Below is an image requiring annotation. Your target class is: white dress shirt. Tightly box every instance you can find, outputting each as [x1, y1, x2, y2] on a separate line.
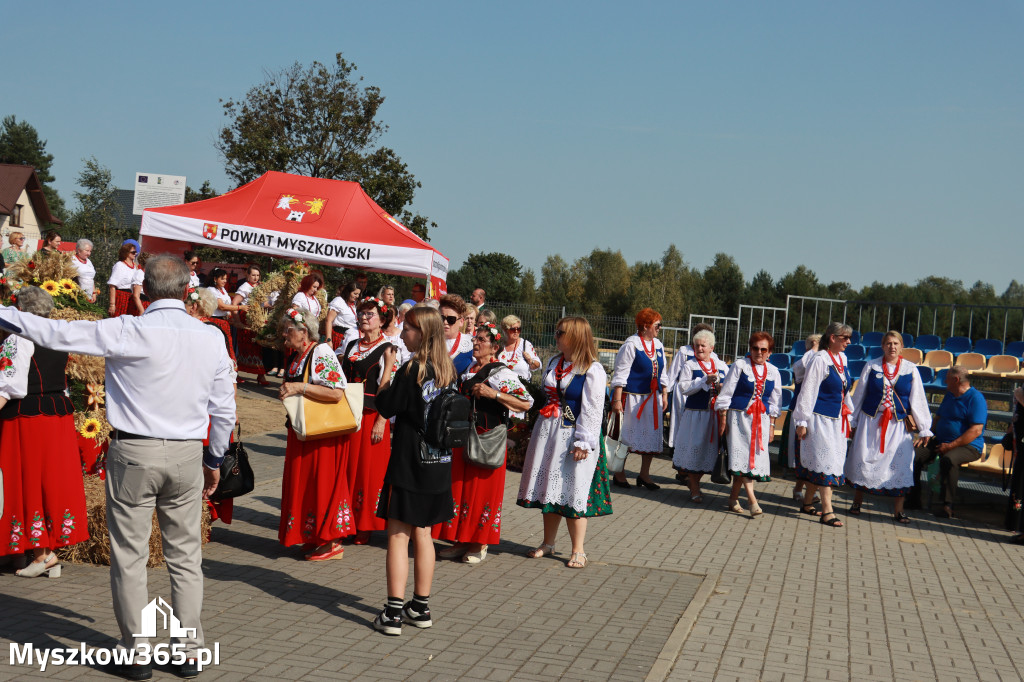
[0, 299, 236, 468]
[0, 335, 34, 400]
[71, 256, 96, 299]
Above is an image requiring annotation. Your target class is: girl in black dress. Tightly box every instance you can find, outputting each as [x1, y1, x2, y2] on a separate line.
[372, 306, 457, 635]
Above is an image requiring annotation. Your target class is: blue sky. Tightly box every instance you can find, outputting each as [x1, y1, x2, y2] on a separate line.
[4, 1, 1021, 292]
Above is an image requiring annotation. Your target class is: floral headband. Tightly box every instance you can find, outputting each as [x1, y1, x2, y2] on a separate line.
[185, 287, 200, 304]
[360, 296, 389, 314]
[286, 308, 306, 325]
[478, 322, 501, 342]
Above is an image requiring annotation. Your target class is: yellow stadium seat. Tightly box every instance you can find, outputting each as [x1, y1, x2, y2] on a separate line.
[900, 348, 924, 364]
[924, 350, 954, 370]
[985, 355, 1020, 376]
[774, 411, 787, 438]
[968, 444, 1013, 475]
[954, 352, 986, 372]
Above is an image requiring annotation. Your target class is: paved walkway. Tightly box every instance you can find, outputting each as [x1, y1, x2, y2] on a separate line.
[2, 426, 1023, 681]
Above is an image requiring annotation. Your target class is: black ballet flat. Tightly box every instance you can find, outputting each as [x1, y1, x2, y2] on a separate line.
[636, 477, 661, 491]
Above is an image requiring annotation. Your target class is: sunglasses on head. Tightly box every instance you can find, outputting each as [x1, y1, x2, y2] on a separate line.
[441, 315, 459, 325]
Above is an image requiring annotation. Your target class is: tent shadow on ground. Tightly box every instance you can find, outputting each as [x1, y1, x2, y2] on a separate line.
[202, 558, 376, 624]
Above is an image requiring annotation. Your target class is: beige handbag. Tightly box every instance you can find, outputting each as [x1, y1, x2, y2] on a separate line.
[283, 346, 364, 441]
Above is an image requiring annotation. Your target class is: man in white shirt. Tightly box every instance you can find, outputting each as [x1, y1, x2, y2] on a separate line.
[0, 255, 235, 680]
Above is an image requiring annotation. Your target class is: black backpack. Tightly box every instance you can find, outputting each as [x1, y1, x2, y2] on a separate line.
[423, 386, 471, 449]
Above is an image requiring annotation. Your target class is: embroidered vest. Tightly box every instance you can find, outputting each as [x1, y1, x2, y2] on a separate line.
[684, 362, 723, 410]
[812, 364, 851, 419]
[0, 347, 74, 419]
[861, 370, 912, 420]
[624, 343, 664, 394]
[460, 363, 508, 430]
[729, 365, 775, 413]
[342, 340, 392, 412]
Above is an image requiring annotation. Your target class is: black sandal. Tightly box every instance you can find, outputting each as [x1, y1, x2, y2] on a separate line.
[893, 512, 911, 524]
[849, 503, 862, 516]
[800, 504, 821, 517]
[820, 512, 844, 527]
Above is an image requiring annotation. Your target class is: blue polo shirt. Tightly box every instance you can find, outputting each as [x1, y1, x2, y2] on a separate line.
[934, 387, 987, 453]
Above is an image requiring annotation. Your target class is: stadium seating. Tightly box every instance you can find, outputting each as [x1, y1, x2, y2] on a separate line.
[953, 352, 986, 373]
[850, 331, 860, 344]
[790, 340, 805, 356]
[769, 353, 791, 369]
[862, 331, 883, 346]
[777, 369, 793, 386]
[924, 350, 954, 370]
[1006, 341, 1024, 359]
[848, 360, 866, 378]
[973, 339, 1003, 358]
[845, 345, 865, 360]
[901, 333, 914, 347]
[967, 443, 1013, 476]
[930, 369, 949, 387]
[917, 366, 934, 384]
[779, 388, 794, 411]
[982, 355, 1020, 377]
[865, 346, 882, 360]
[900, 347, 924, 364]
[944, 336, 972, 355]
[915, 335, 941, 352]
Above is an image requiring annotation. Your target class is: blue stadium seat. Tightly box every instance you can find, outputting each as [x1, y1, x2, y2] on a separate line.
[845, 345, 865, 360]
[777, 369, 793, 386]
[1007, 341, 1024, 359]
[790, 340, 805, 356]
[973, 339, 1003, 358]
[865, 346, 882, 359]
[779, 388, 795, 411]
[850, 331, 861, 344]
[769, 353, 791, 369]
[917, 366, 934, 384]
[915, 335, 941, 352]
[862, 331, 883, 346]
[848, 360, 867, 378]
[902, 333, 914, 347]
[931, 368, 948, 387]
[944, 336, 972, 355]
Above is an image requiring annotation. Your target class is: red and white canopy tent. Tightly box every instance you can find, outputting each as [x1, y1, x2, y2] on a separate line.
[139, 170, 449, 296]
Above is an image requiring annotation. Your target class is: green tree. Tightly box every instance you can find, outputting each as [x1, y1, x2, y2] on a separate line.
[64, 158, 131, 302]
[744, 269, 780, 307]
[702, 253, 744, 316]
[448, 252, 523, 302]
[519, 269, 538, 305]
[578, 249, 630, 316]
[185, 181, 218, 203]
[0, 115, 66, 219]
[538, 254, 574, 308]
[216, 52, 435, 240]
[776, 265, 826, 299]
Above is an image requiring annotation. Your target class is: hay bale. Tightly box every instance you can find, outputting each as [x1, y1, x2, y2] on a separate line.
[56, 475, 212, 568]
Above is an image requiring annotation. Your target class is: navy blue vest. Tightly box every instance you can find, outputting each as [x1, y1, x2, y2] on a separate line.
[452, 349, 474, 375]
[624, 340, 664, 394]
[685, 361, 726, 410]
[560, 372, 588, 427]
[861, 368, 913, 419]
[729, 363, 775, 413]
[812, 361, 852, 419]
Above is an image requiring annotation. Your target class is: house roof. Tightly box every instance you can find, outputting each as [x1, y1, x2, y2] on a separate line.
[0, 163, 62, 225]
[112, 189, 142, 231]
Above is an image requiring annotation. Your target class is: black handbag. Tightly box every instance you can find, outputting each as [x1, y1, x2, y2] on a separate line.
[711, 438, 732, 485]
[210, 424, 255, 501]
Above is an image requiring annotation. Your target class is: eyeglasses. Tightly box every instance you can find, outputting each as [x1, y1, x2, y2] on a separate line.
[357, 311, 377, 318]
[751, 347, 770, 353]
[441, 315, 459, 326]
[653, 323, 662, 329]
[507, 327, 521, 333]
[838, 335, 852, 341]
[554, 329, 566, 338]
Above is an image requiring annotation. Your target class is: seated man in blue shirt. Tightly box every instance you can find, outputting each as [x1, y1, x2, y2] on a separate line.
[910, 366, 987, 517]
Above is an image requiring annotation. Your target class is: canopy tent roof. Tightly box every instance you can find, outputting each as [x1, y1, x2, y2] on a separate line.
[139, 171, 448, 283]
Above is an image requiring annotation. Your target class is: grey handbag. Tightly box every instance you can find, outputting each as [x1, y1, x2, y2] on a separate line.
[465, 411, 508, 469]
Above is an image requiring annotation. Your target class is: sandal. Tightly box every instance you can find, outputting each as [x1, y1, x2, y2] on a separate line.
[849, 503, 862, 516]
[689, 493, 704, 504]
[16, 553, 61, 578]
[305, 542, 344, 561]
[820, 512, 844, 528]
[800, 504, 821, 517]
[893, 512, 911, 524]
[567, 552, 588, 569]
[725, 500, 743, 514]
[526, 543, 555, 559]
[749, 505, 763, 518]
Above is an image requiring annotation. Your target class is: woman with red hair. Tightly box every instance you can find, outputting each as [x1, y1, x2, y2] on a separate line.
[716, 332, 783, 517]
[610, 308, 667, 489]
[290, 272, 325, 320]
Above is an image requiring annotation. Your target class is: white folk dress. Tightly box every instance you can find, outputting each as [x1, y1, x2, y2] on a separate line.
[786, 349, 818, 468]
[517, 358, 612, 518]
[208, 286, 232, 318]
[498, 338, 540, 382]
[845, 357, 933, 496]
[717, 358, 782, 481]
[71, 256, 95, 299]
[663, 346, 725, 449]
[611, 335, 666, 454]
[792, 351, 854, 487]
[671, 356, 728, 474]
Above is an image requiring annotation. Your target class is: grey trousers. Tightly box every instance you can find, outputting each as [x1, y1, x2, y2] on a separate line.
[105, 437, 205, 655]
[914, 444, 982, 505]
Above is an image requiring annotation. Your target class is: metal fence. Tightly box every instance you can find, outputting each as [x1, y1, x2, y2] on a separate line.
[737, 304, 788, 358]
[688, 314, 741, 363]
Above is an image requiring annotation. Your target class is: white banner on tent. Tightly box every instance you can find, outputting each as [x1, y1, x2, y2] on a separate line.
[141, 212, 448, 276]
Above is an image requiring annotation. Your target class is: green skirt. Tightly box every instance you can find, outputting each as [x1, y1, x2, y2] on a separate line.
[517, 433, 614, 519]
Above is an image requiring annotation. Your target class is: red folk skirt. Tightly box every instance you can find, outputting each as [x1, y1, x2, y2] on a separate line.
[1, 414, 89, 556]
[345, 410, 391, 533]
[110, 289, 141, 317]
[432, 438, 506, 545]
[330, 329, 345, 351]
[279, 428, 354, 547]
[236, 329, 265, 376]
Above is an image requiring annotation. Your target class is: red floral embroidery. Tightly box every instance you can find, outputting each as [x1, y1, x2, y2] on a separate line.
[327, 371, 340, 382]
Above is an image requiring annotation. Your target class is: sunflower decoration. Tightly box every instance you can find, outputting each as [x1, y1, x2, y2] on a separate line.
[86, 382, 105, 409]
[79, 417, 102, 439]
[41, 280, 60, 296]
[59, 278, 79, 296]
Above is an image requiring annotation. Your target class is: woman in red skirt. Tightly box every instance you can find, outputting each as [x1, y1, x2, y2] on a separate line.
[340, 296, 398, 544]
[276, 308, 353, 560]
[434, 322, 533, 564]
[231, 265, 269, 385]
[0, 286, 88, 577]
[106, 243, 140, 317]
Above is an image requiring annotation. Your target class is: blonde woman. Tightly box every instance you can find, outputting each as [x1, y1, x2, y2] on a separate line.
[498, 314, 541, 381]
[372, 307, 457, 635]
[518, 317, 612, 569]
[2, 231, 29, 270]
